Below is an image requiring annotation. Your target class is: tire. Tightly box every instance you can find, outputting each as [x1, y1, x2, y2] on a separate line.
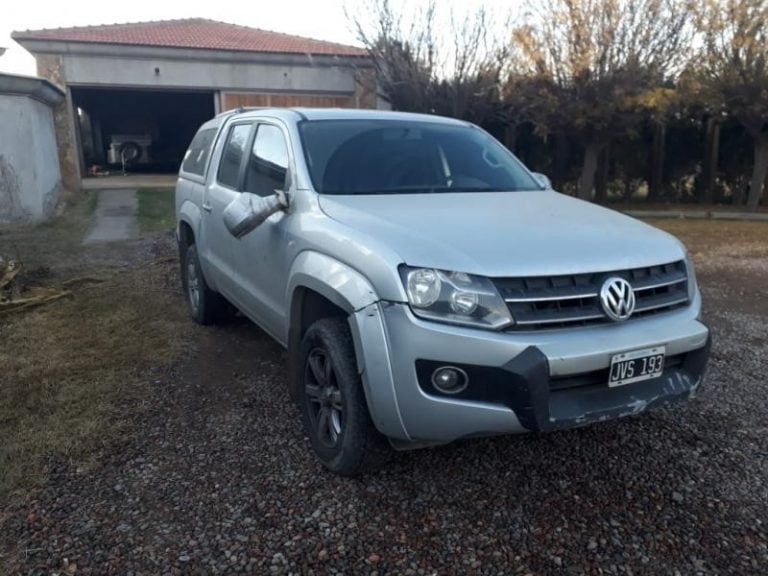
[181, 243, 225, 325]
[298, 317, 386, 476]
[118, 141, 142, 162]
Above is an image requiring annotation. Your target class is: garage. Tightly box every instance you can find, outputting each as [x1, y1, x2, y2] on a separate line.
[72, 87, 215, 174]
[12, 18, 379, 190]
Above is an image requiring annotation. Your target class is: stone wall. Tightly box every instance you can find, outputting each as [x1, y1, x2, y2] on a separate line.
[36, 55, 81, 194]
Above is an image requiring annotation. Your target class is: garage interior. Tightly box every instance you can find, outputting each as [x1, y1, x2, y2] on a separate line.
[72, 87, 215, 175]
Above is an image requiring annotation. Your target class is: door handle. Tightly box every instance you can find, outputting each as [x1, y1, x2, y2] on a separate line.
[202, 202, 213, 213]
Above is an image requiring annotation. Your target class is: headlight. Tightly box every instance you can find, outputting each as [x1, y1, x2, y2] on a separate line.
[400, 266, 513, 330]
[406, 268, 442, 307]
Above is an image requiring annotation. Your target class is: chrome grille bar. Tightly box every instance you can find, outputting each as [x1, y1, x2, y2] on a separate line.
[504, 291, 598, 303]
[632, 274, 687, 292]
[514, 312, 606, 326]
[634, 295, 689, 313]
[495, 260, 690, 331]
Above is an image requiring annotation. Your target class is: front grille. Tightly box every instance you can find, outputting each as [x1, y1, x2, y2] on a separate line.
[494, 260, 689, 330]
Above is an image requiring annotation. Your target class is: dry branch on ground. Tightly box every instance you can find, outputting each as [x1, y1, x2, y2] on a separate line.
[0, 258, 74, 316]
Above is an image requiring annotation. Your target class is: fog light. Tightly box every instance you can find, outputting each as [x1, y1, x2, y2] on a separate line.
[431, 366, 469, 394]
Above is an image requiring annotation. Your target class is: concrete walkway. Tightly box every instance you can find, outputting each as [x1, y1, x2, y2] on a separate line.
[83, 189, 138, 244]
[81, 174, 176, 190]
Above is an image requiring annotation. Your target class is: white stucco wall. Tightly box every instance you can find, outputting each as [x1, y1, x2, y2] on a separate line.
[0, 94, 61, 222]
[27, 42, 364, 95]
[63, 53, 357, 93]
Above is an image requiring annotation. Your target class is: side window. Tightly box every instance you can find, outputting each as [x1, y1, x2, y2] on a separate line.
[244, 124, 290, 197]
[217, 123, 252, 189]
[181, 128, 216, 176]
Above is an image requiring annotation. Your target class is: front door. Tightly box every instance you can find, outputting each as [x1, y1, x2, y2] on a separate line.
[200, 121, 254, 298]
[229, 121, 294, 341]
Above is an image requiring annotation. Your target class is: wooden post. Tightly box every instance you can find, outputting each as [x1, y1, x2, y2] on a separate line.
[701, 117, 720, 204]
[648, 122, 666, 202]
[504, 123, 517, 153]
[594, 144, 610, 203]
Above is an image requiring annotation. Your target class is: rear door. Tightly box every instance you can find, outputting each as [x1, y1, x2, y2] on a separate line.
[229, 121, 295, 340]
[200, 120, 254, 296]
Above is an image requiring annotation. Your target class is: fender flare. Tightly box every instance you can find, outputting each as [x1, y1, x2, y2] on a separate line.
[286, 251, 409, 440]
[285, 251, 379, 374]
[287, 250, 378, 316]
[177, 200, 202, 245]
[177, 201, 220, 290]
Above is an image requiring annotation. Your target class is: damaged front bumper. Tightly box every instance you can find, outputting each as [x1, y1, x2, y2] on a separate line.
[351, 300, 710, 443]
[414, 339, 710, 433]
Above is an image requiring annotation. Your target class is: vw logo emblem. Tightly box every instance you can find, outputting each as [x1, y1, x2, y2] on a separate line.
[600, 277, 636, 321]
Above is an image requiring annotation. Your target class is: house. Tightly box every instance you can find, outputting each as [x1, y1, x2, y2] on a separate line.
[12, 19, 379, 191]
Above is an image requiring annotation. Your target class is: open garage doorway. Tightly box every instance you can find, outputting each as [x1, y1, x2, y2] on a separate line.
[71, 87, 215, 177]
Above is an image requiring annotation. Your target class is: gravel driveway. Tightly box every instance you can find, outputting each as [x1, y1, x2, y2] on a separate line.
[1, 232, 767, 575]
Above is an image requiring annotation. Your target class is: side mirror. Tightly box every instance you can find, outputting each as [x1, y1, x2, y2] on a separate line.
[222, 190, 288, 239]
[531, 172, 552, 189]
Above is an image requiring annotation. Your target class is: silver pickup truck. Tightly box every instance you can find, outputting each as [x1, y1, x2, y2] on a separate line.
[175, 108, 710, 475]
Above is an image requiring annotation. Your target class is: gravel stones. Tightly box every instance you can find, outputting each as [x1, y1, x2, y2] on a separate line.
[1, 234, 767, 575]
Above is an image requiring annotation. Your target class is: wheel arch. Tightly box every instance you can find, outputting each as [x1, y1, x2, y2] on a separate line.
[178, 220, 195, 248]
[177, 200, 222, 294]
[176, 200, 202, 247]
[285, 252, 408, 440]
[285, 251, 378, 398]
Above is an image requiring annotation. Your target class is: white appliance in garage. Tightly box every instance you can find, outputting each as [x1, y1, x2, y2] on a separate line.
[107, 134, 153, 165]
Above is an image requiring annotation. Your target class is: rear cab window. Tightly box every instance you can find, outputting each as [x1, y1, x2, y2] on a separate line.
[181, 127, 217, 178]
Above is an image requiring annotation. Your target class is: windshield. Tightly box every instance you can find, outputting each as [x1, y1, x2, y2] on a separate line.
[298, 119, 542, 195]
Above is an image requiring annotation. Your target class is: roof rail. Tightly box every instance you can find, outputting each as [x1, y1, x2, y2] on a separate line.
[288, 107, 308, 121]
[214, 106, 265, 118]
[214, 106, 309, 120]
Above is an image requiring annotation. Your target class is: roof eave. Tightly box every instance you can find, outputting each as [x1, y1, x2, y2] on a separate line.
[12, 36, 369, 63]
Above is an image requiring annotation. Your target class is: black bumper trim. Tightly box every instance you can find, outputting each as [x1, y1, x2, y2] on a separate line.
[415, 334, 711, 431]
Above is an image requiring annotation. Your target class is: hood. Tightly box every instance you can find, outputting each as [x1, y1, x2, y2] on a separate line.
[318, 191, 685, 277]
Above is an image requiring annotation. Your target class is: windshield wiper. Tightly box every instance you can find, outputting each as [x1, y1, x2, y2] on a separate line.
[327, 186, 512, 195]
[430, 186, 510, 193]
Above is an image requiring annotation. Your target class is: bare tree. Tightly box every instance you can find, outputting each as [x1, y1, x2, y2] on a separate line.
[694, 0, 768, 210]
[442, 6, 506, 123]
[348, 0, 436, 113]
[505, 0, 693, 200]
[348, 0, 505, 124]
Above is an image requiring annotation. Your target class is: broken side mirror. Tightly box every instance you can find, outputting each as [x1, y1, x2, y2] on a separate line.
[222, 189, 289, 239]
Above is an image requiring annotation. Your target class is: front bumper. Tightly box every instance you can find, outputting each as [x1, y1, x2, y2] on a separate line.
[351, 297, 710, 443]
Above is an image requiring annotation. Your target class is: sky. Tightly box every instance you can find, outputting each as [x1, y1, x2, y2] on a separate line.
[0, 0, 514, 76]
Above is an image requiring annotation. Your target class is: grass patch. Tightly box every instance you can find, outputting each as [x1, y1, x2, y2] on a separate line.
[0, 261, 187, 503]
[0, 192, 188, 504]
[137, 187, 176, 233]
[0, 191, 98, 268]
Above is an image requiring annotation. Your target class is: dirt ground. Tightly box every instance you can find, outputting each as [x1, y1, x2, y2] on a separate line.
[0, 212, 766, 575]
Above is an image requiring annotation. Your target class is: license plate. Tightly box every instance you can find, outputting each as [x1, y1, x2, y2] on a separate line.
[608, 346, 666, 387]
